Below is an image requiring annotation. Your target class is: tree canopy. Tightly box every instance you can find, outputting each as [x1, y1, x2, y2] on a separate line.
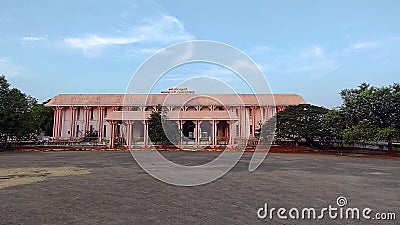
[258, 83, 400, 150]
[148, 105, 180, 146]
[332, 83, 400, 150]
[0, 75, 53, 145]
[266, 104, 331, 147]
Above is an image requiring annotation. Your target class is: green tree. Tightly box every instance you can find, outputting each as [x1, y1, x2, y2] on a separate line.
[257, 115, 276, 145]
[340, 122, 377, 145]
[262, 104, 331, 147]
[31, 99, 54, 136]
[0, 75, 11, 141]
[0, 75, 38, 144]
[148, 105, 180, 147]
[336, 83, 400, 150]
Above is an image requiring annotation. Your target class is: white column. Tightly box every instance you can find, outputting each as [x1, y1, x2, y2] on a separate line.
[194, 120, 198, 147]
[83, 106, 91, 134]
[126, 121, 133, 149]
[143, 121, 148, 148]
[70, 106, 77, 139]
[52, 107, 58, 139]
[110, 121, 117, 148]
[98, 106, 105, 141]
[54, 106, 64, 139]
[229, 120, 234, 147]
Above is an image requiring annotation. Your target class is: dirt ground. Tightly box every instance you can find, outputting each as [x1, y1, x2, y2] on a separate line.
[0, 151, 399, 224]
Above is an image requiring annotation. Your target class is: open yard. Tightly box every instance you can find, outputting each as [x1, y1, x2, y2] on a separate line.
[0, 151, 399, 224]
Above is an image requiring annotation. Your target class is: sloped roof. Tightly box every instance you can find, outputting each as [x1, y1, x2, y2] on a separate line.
[45, 93, 306, 107]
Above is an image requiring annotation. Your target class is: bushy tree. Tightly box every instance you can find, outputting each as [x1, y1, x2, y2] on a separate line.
[333, 83, 400, 150]
[31, 99, 54, 136]
[257, 115, 276, 145]
[259, 104, 331, 147]
[0, 75, 39, 144]
[0, 76, 55, 144]
[148, 105, 180, 146]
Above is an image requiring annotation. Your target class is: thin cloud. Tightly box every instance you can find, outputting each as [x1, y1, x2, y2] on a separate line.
[65, 35, 141, 51]
[286, 59, 339, 74]
[64, 15, 194, 54]
[350, 41, 380, 50]
[139, 48, 160, 55]
[248, 46, 272, 55]
[21, 36, 46, 43]
[259, 45, 339, 79]
[301, 46, 323, 58]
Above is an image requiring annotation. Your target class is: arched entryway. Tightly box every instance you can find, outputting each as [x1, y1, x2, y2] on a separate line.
[199, 121, 212, 145]
[217, 121, 229, 145]
[182, 121, 195, 139]
[182, 121, 195, 145]
[181, 121, 196, 145]
[132, 121, 144, 145]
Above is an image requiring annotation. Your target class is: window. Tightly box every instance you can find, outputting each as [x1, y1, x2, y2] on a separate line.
[249, 108, 252, 118]
[90, 125, 93, 132]
[250, 125, 253, 135]
[103, 125, 107, 137]
[236, 125, 239, 137]
[117, 124, 121, 137]
[104, 108, 107, 117]
[263, 108, 266, 119]
[76, 125, 80, 137]
[77, 107, 81, 120]
[90, 108, 94, 120]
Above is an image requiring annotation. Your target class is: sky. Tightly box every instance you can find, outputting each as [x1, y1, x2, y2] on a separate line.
[0, 0, 399, 108]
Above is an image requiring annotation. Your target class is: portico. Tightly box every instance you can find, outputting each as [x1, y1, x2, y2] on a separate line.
[104, 110, 239, 148]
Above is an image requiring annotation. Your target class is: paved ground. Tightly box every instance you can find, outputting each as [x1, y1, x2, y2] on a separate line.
[0, 151, 399, 224]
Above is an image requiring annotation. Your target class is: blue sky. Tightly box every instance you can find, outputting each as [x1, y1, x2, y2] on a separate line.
[0, 0, 399, 108]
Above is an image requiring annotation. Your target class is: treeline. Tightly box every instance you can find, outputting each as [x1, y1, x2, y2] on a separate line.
[0, 75, 53, 145]
[259, 83, 400, 150]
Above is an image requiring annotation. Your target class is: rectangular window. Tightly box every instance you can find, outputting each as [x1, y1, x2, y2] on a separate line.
[117, 124, 121, 137]
[263, 108, 266, 119]
[236, 125, 239, 137]
[76, 125, 80, 137]
[77, 108, 81, 120]
[103, 125, 107, 137]
[104, 108, 107, 117]
[90, 125, 93, 132]
[90, 108, 94, 120]
[250, 125, 253, 135]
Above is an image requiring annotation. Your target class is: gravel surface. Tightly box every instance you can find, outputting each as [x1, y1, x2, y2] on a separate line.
[0, 151, 399, 224]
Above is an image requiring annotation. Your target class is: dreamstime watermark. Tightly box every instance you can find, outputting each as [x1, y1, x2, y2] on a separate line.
[257, 196, 397, 221]
[124, 40, 275, 186]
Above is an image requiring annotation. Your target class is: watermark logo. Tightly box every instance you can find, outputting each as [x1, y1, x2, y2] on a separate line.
[123, 40, 275, 186]
[336, 196, 347, 207]
[257, 196, 397, 221]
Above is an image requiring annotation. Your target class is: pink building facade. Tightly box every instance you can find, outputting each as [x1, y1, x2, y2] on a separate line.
[45, 94, 306, 148]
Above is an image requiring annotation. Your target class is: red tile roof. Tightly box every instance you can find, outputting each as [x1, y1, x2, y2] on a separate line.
[45, 94, 306, 107]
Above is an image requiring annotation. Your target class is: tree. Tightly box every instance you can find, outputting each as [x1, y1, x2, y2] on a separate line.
[340, 122, 377, 145]
[261, 104, 331, 147]
[148, 105, 180, 147]
[336, 83, 400, 150]
[31, 99, 54, 136]
[0, 75, 39, 144]
[257, 115, 276, 146]
[0, 75, 11, 142]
